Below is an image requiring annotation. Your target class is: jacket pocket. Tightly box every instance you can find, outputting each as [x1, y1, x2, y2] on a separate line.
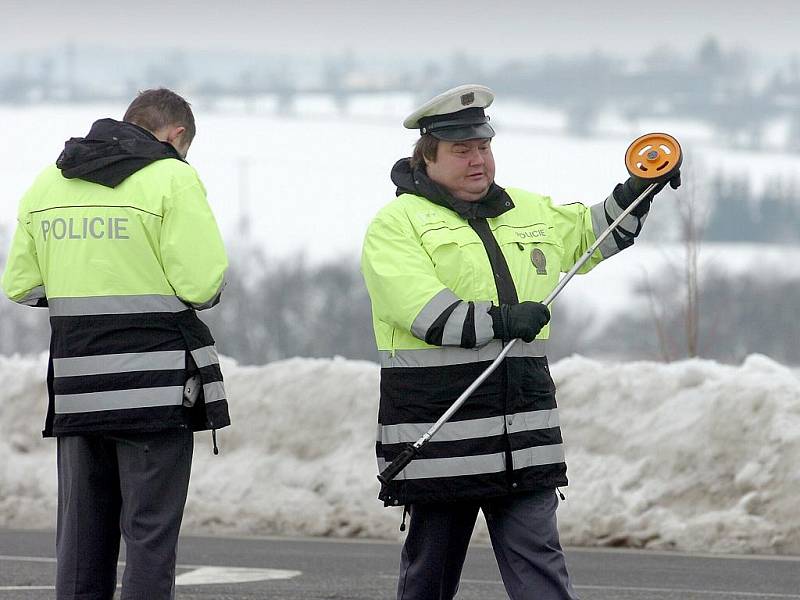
[173, 310, 231, 431]
[419, 224, 484, 296]
[496, 233, 563, 303]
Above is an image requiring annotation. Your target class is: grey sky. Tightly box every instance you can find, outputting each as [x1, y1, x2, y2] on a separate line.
[2, 0, 798, 60]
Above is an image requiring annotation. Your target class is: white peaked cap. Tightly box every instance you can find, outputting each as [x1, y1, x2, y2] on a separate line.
[403, 84, 496, 140]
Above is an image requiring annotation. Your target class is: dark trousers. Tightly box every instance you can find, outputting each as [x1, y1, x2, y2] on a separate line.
[56, 429, 193, 600]
[397, 489, 579, 600]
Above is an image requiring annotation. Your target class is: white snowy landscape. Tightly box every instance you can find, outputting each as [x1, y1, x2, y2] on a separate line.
[1, 352, 798, 555]
[4, 99, 800, 328]
[1, 99, 799, 556]
[3, 96, 800, 263]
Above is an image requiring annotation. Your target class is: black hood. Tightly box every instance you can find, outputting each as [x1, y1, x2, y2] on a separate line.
[56, 118, 183, 188]
[390, 158, 514, 220]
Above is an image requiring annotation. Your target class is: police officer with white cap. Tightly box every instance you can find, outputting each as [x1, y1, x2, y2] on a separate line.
[361, 84, 679, 600]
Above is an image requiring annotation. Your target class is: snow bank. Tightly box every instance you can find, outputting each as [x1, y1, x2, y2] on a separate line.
[1, 352, 798, 555]
[555, 355, 800, 555]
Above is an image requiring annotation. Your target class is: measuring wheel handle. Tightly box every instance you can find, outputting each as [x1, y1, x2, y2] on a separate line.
[378, 444, 419, 485]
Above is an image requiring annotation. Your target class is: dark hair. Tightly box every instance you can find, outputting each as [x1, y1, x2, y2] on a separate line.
[410, 134, 439, 171]
[123, 88, 196, 144]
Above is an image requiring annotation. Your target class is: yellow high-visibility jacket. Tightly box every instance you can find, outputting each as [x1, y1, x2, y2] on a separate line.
[361, 159, 644, 504]
[2, 122, 229, 436]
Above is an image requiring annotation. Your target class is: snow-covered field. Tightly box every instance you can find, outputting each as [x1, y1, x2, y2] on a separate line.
[2, 352, 798, 555]
[552, 241, 800, 334]
[4, 100, 800, 333]
[3, 98, 800, 262]
[4, 100, 800, 332]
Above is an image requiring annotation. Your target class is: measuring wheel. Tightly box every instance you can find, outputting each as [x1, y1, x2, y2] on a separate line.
[625, 132, 682, 182]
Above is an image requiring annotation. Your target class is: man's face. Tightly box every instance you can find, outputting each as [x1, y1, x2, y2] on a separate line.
[425, 138, 495, 202]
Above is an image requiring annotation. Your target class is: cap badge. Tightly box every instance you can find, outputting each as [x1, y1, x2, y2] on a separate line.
[460, 92, 475, 106]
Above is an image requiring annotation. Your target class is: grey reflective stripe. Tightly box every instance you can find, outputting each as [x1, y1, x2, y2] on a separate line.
[411, 288, 460, 340]
[188, 274, 227, 311]
[507, 409, 560, 433]
[53, 350, 185, 377]
[48, 295, 188, 316]
[592, 194, 642, 258]
[203, 381, 226, 402]
[590, 199, 621, 259]
[55, 386, 183, 414]
[512, 443, 565, 470]
[381, 415, 505, 445]
[441, 301, 469, 345]
[191, 345, 220, 369]
[474, 301, 494, 347]
[377, 443, 565, 480]
[17, 285, 46, 306]
[604, 193, 641, 233]
[377, 452, 506, 480]
[380, 409, 559, 445]
[379, 339, 546, 368]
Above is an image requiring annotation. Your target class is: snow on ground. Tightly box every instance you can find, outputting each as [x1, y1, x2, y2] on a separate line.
[555, 355, 800, 555]
[1, 352, 798, 555]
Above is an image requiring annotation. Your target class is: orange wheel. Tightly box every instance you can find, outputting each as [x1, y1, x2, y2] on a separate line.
[625, 133, 682, 181]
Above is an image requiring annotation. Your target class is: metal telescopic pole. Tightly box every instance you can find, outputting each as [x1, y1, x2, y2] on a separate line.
[377, 183, 658, 484]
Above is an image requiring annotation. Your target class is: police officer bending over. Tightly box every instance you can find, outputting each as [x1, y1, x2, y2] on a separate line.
[2, 88, 229, 599]
[361, 85, 680, 600]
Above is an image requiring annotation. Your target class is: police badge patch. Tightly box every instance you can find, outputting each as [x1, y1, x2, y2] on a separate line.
[531, 248, 547, 275]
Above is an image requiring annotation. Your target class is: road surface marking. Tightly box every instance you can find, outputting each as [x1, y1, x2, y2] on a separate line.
[175, 566, 300, 584]
[574, 585, 800, 599]
[378, 574, 800, 598]
[0, 555, 55, 563]
[0, 555, 300, 589]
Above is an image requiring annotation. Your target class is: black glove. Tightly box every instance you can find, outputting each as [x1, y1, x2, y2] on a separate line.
[489, 302, 550, 343]
[614, 170, 681, 217]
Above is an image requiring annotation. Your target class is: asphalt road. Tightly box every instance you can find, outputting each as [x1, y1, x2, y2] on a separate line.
[1, 529, 798, 599]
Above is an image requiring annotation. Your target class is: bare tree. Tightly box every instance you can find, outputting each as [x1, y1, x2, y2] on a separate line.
[640, 269, 676, 362]
[681, 171, 703, 357]
[642, 163, 710, 360]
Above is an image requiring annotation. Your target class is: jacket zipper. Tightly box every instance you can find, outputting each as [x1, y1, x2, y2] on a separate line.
[467, 217, 519, 487]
